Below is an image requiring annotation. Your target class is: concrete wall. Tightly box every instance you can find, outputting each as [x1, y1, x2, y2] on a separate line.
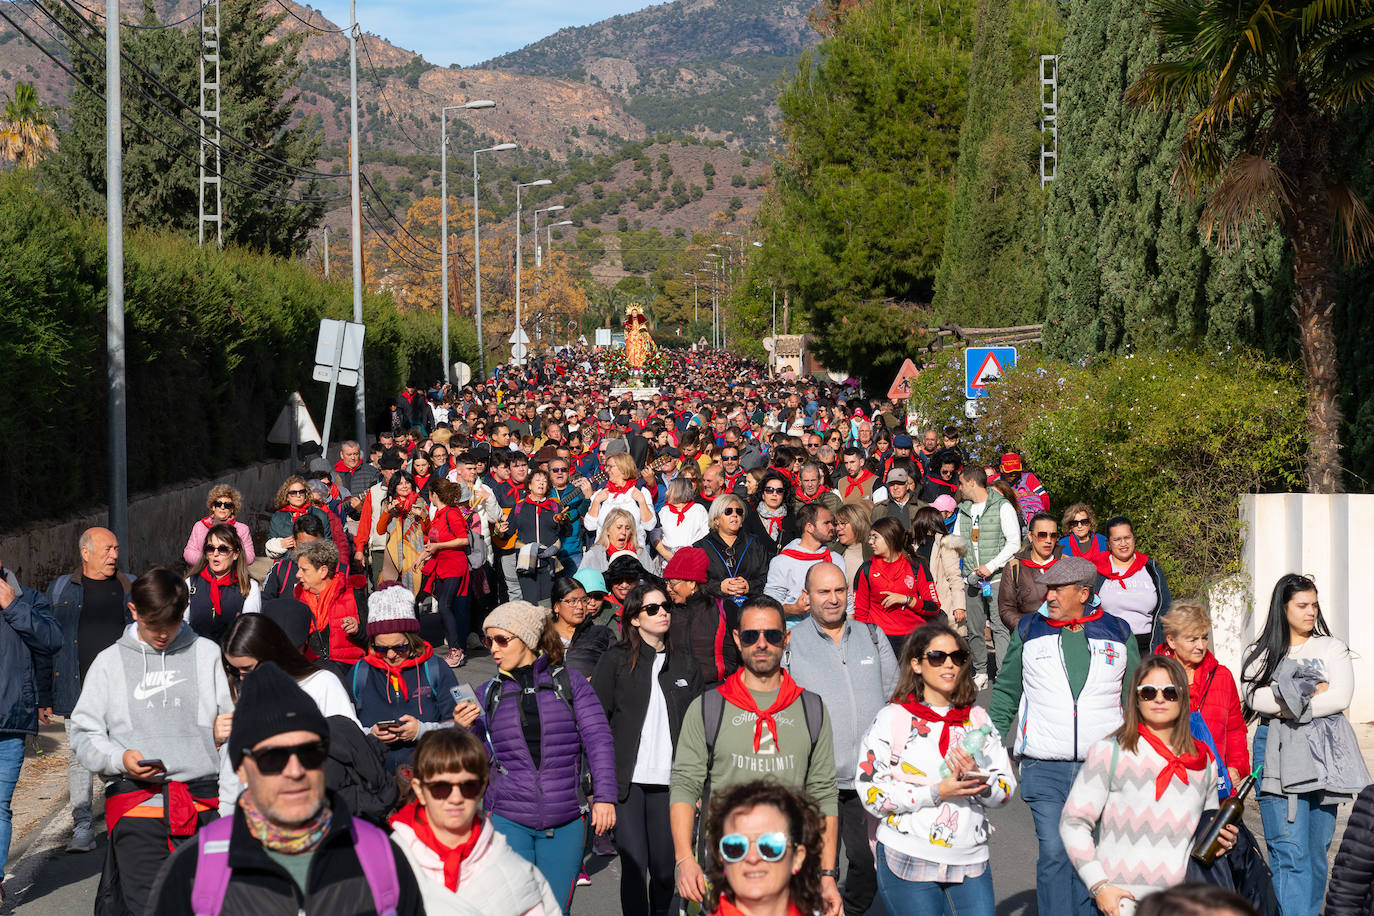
[0, 459, 293, 590]
[1215, 494, 1374, 722]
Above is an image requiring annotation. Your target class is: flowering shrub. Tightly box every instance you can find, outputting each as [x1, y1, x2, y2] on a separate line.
[907, 348, 1306, 596]
[600, 344, 668, 383]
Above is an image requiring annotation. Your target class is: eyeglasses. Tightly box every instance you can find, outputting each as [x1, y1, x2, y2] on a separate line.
[638, 602, 671, 617]
[550, 466, 569, 472]
[723, 454, 739, 461]
[212, 500, 235, 510]
[719, 831, 790, 863]
[483, 633, 517, 649]
[242, 740, 328, 775]
[739, 628, 784, 647]
[286, 489, 308, 497]
[722, 507, 744, 517]
[371, 641, 412, 657]
[205, 544, 235, 555]
[1136, 684, 1180, 702]
[1071, 518, 1090, 527]
[422, 777, 484, 801]
[1031, 530, 1060, 540]
[762, 486, 785, 495]
[923, 649, 970, 667]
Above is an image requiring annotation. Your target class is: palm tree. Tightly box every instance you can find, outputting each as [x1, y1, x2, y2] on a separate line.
[0, 82, 57, 168]
[1128, 0, 1374, 493]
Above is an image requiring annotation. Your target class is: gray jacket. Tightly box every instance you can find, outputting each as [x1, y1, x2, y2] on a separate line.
[785, 616, 898, 788]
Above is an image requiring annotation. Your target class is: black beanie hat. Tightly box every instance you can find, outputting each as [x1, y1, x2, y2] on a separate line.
[260, 598, 312, 650]
[228, 661, 329, 769]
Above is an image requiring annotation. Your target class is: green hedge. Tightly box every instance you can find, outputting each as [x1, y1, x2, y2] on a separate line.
[905, 348, 1307, 596]
[0, 172, 474, 531]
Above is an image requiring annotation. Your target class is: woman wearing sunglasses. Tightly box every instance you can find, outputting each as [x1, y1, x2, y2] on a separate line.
[697, 494, 772, 609]
[183, 524, 261, 643]
[183, 484, 255, 566]
[751, 470, 797, 550]
[266, 474, 333, 559]
[1058, 503, 1107, 560]
[1061, 656, 1230, 916]
[856, 624, 1014, 916]
[701, 780, 825, 916]
[349, 585, 464, 772]
[390, 728, 562, 915]
[591, 583, 704, 916]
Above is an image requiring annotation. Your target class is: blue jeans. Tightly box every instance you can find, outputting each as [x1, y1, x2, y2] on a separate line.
[875, 845, 995, 916]
[1019, 757, 1096, 916]
[0, 736, 25, 875]
[1252, 724, 1338, 916]
[492, 812, 586, 912]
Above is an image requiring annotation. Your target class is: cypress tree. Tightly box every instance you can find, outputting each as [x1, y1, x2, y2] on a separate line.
[933, 0, 1061, 328]
[1040, 0, 1289, 357]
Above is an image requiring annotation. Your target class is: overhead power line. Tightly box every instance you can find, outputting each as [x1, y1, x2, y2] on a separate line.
[61, 0, 218, 30]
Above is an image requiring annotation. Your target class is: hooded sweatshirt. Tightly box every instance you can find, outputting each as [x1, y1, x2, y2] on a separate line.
[69, 622, 231, 783]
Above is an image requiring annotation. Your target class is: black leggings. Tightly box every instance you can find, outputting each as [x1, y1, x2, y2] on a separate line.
[615, 783, 675, 916]
[431, 576, 471, 651]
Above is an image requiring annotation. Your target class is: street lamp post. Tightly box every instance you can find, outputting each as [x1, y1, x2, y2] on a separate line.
[705, 252, 723, 348]
[538, 218, 571, 348]
[514, 179, 552, 366]
[473, 142, 517, 381]
[440, 101, 495, 387]
[533, 205, 565, 268]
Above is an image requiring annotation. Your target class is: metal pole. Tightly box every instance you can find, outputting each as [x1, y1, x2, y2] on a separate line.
[533, 206, 541, 270]
[473, 151, 484, 381]
[105, 0, 128, 561]
[348, 0, 366, 445]
[323, 227, 329, 277]
[771, 285, 777, 376]
[318, 331, 347, 459]
[440, 108, 449, 386]
[515, 182, 523, 367]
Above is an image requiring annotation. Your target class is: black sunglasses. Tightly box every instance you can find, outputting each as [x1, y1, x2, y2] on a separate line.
[637, 602, 671, 617]
[739, 628, 784, 647]
[1137, 684, 1180, 702]
[286, 488, 308, 497]
[422, 777, 484, 801]
[371, 641, 412, 657]
[204, 544, 235, 555]
[722, 507, 744, 517]
[762, 487, 785, 495]
[923, 649, 970, 667]
[212, 500, 235, 509]
[242, 740, 328, 775]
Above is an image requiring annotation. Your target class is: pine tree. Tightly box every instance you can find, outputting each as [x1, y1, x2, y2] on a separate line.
[1039, 0, 1290, 357]
[932, 0, 1061, 328]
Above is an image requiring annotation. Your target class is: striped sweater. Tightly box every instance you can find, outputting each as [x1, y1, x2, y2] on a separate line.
[1059, 737, 1217, 898]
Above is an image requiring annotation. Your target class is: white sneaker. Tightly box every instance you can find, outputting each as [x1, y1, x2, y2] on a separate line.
[67, 825, 96, 853]
[973, 673, 989, 690]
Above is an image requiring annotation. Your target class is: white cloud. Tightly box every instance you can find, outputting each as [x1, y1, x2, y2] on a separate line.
[302, 0, 655, 67]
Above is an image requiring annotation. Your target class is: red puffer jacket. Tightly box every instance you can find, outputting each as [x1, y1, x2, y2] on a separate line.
[1156, 646, 1249, 775]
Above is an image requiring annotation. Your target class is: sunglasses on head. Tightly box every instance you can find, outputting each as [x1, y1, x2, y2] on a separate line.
[722, 507, 744, 517]
[242, 740, 328, 775]
[212, 500, 235, 509]
[923, 649, 970, 667]
[637, 602, 671, 617]
[739, 628, 784, 647]
[1137, 684, 1179, 702]
[719, 831, 790, 863]
[422, 777, 484, 801]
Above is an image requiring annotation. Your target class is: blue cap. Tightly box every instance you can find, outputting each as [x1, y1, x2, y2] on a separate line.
[573, 568, 608, 597]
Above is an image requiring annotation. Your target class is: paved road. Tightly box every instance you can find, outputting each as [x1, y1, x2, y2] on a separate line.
[4, 628, 1039, 916]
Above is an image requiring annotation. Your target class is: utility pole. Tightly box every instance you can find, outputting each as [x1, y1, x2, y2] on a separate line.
[197, 0, 222, 246]
[472, 142, 516, 381]
[514, 179, 551, 367]
[348, 0, 366, 445]
[106, 0, 128, 561]
[323, 227, 329, 277]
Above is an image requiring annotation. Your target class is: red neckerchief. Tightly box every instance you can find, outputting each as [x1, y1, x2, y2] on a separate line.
[334, 458, 356, 475]
[723, 471, 745, 491]
[764, 515, 785, 537]
[898, 696, 972, 756]
[282, 502, 311, 522]
[713, 897, 807, 916]
[1137, 724, 1210, 800]
[200, 514, 234, 529]
[1046, 606, 1103, 629]
[605, 478, 636, 496]
[924, 476, 957, 494]
[398, 491, 419, 514]
[795, 487, 829, 503]
[1021, 554, 1057, 571]
[666, 503, 693, 525]
[362, 642, 434, 701]
[1095, 552, 1149, 588]
[502, 481, 524, 503]
[716, 671, 805, 752]
[1067, 535, 1102, 558]
[607, 542, 634, 558]
[781, 545, 831, 563]
[413, 474, 431, 492]
[776, 467, 798, 486]
[523, 497, 556, 512]
[389, 803, 482, 892]
[295, 574, 346, 634]
[199, 567, 237, 616]
[842, 469, 875, 498]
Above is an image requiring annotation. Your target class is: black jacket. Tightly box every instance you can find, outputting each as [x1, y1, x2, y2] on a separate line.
[323, 716, 398, 827]
[563, 618, 616, 679]
[147, 794, 424, 916]
[696, 530, 773, 602]
[590, 644, 704, 802]
[1326, 783, 1374, 916]
[668, 592, 741, 687]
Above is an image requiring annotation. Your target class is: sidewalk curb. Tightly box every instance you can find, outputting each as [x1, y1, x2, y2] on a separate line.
[5, 785, 75, 910]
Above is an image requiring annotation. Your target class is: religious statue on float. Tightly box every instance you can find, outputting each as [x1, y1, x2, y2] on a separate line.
[623, 303, 655, 369]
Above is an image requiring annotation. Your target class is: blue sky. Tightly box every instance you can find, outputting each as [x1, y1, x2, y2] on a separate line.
[305, 0, 657, 67]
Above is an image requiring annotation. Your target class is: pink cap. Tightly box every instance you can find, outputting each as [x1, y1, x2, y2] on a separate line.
[931, 495, 957, 513]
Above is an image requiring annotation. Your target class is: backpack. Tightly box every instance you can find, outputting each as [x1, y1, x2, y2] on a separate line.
[699, 685, 825, 820]
[482, 665, 593, 810]
[189, 814, 399, 916]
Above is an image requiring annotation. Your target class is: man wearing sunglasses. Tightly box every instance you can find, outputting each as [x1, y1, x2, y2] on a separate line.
[149, 662, 425, 916]
[988, 556, 1139, 916]
[671, 597, 842, 916]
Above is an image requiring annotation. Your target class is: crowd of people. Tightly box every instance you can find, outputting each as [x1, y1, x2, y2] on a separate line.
[0, 344, 1369, 916]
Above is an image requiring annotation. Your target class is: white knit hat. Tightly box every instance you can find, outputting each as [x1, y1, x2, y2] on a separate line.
[367, 585, 419, 636]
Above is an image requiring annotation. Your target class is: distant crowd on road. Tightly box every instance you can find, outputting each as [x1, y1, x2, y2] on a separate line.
[0, 344, 1371, 916]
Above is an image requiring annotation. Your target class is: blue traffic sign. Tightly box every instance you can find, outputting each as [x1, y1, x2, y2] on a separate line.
[965, 346, 1017, 398]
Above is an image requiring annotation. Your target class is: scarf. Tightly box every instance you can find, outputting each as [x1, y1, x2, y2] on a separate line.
[1137, 724, 1209, 800]
[605, 478, 636, 496]
[523, 497, 556, 512]
[199, 567, 237, 616]
[281, 502, 311, 523]
[842, 469, 875, 499]
[716, 670, 804, 752]
[758, 503, 787, 538]
[898, 696, 972, 756]
[1020, 554, 1057, 571]
[666, 503, 693, 526]
[502, 481, 524, 503]
[606, 542, 635, 558]
[1067, 534, 1103, 558]
[334, 458, 357, 475]
[297, 573, 345, 634]
[780, 545, 831, 564]
[390, 803, 482, 892]
[398, 490, 420, 515]
[413, 473, 431, 493]
[1046, 606, 1103, 629]
[1095, 552, 1149, 589]
[200, 514, 234, 529]
[240, 792, 332, 855]
[795, 487, 830, 504]
[363, 642, 435, 702]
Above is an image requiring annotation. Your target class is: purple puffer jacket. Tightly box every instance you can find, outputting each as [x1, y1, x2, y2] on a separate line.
[482, 655, 618, 829]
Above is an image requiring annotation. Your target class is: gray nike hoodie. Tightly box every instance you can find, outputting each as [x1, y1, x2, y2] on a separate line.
[69, 622, 231, 783]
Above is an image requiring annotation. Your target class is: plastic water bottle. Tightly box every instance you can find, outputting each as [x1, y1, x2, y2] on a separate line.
[939, 723, 991, 777]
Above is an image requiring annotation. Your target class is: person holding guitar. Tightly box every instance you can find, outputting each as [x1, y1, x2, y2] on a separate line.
[510, 471, 564, 605]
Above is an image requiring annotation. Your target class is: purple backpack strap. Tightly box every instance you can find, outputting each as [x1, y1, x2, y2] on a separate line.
[190, 815, 236, 916]
[350, 819, 400, 916]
